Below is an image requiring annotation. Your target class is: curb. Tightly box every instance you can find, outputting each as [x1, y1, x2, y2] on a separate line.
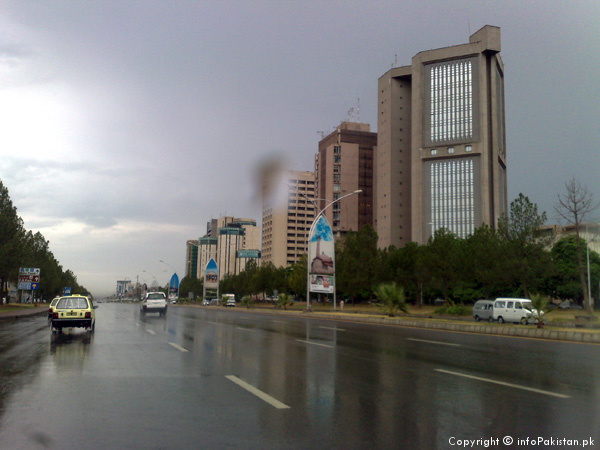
[0, 308, 48, 322]
[300, 312, 600, 344]
[196, 306, 600, 344]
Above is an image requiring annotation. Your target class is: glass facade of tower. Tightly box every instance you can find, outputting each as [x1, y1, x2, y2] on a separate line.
[430, 158, 475, 239]
[429, 58, 474, 143]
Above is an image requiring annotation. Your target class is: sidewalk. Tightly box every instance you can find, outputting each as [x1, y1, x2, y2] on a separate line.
[0, 304, 48, 321]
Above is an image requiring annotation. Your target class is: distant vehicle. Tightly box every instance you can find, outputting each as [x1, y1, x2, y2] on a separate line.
[210, 299, 220, 305]
[558, 300, 583, 310]
[48, 297, 61, 319]
[140, 292, 168, 316]
[223, 294, 236, 307]
[472, 300, 494, 322]
[202, 299, 210, 306]
[51, 295, 97, 333]
[492, 298, 543, 324]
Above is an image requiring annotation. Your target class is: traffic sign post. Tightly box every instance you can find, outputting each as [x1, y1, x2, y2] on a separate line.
[18, 268, 41, 303]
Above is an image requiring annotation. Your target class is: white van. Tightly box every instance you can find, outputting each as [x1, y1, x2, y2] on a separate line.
[492, 298, 542, 324]
[472, 300, 494, 322]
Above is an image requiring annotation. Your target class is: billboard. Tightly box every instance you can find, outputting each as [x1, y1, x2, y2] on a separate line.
[308, 215, 335, 293]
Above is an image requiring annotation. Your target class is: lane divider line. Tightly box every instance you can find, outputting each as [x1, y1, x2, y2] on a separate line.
[319, 326, 345, 332]
[169, 342, 188, 352]
[297, 339, 333, 348]
[226, 375, 290, 409]
[407, 338, 460, 347]
[146, 330, 156, 335]
[435, 368, 571, 398]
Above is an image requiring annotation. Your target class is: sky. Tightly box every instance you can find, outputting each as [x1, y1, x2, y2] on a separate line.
[1, 1, 599, 298]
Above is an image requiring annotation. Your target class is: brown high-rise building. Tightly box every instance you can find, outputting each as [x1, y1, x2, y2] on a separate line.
[315, 121, 377, 236]
[377, 25, 507, 247]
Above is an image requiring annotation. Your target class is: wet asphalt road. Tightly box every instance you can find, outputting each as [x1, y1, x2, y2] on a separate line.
[1, 302, 599, 450]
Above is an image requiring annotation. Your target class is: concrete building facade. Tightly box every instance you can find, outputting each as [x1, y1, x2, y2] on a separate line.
[377, 25, 507, 247]
[315, 121, 377, 236]
[261, 170, 316, 268]
[195, 217, 260, 280]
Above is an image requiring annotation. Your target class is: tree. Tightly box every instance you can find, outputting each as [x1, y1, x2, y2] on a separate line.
[498, 193, 551, 297]
[422, 228, 460, 303]
[529, 293, 550, 329]
[179, 276, 203, 300]
[336, 225, 379, 302]
[554, 177, 600, 314]
[374, 282, 408, 317]
[462, 225, 506, 298]
[287, 254, 307, 300]
[0, 179, 26, 297]
[551, 236, 600, 302]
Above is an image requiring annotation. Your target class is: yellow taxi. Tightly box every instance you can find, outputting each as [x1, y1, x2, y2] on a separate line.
[50, 295, 97, 333]
[48, 296, 60, 319]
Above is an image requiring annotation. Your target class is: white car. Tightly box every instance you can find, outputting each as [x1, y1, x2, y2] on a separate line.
[141, 292, 168, 316]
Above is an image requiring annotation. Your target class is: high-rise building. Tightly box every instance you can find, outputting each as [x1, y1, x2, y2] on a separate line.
[261, 170, 316, 268]
[185, 240, 199, 279]
[315, 121, 376, 236]
[195, 217, 260, 280]
[377, 25, 507, 247]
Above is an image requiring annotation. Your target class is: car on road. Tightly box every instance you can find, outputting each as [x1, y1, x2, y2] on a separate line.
[51, 295, 97, 333]
[223, 294, 236, 307]
[202, 299, 210, 306]
[492, 298, 543, 324]
[472, 299, 494, 322]
[48, 296, 60, 319]
[140, 292, 168, 316]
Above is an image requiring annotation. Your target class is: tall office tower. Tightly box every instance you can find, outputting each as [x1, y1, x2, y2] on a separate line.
[196, 217, 260, 279]
[377, 25, 507, 247]
[315, 121, 377, 236]
[261, 170, 316, 268]
[185, 240, 199, 279]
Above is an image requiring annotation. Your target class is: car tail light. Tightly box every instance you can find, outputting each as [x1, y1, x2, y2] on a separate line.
[52, 312, 59, 319]
[85, 312, 91, 318]
[49, 307, 53, 313]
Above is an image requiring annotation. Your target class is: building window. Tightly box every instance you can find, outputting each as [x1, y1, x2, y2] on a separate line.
[431, 149, 438, 156]
[465, 145, 472, 152]
[447, 147, 455, 154]
[430, 158, 475, 239]
[430, 59, 473, 143]
[334, 146, 341, 154]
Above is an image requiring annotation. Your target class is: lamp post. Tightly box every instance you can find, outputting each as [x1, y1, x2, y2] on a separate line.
[585, 224, 598, 311]
[305, 189, 362, 312]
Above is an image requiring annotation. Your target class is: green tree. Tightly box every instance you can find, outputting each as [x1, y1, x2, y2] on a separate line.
[275, 293, 293, 310]
[462, 225, 506, 298]
[529, 293, 550, 329]
[554, 177, 600, 314]
[374, 282, 408, 317]
[498, 193, 551, 297]
[0, 179, 26, 297]
[551, 236, 600, 302]
[422, 228, 460, 303]
[336, 224, 379, 302]
[179, 276, 203, 300]
[287, 254, 307, 300]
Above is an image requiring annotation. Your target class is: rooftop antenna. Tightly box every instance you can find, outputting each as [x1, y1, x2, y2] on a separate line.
[346, 107, 354, 122]
[357, 97, 360, 122]
[317, 131, 327, 139]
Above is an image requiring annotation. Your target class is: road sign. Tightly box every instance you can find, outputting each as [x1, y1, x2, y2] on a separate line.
[19, 267, 40, 276]
[18, 282, 32, 290]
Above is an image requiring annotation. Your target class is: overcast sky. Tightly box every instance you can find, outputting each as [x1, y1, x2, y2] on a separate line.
[1, 1, 598, 298]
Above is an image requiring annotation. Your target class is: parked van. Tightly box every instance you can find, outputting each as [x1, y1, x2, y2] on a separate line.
[472, 300, 494, 322]
[492, 298, 542, 324]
